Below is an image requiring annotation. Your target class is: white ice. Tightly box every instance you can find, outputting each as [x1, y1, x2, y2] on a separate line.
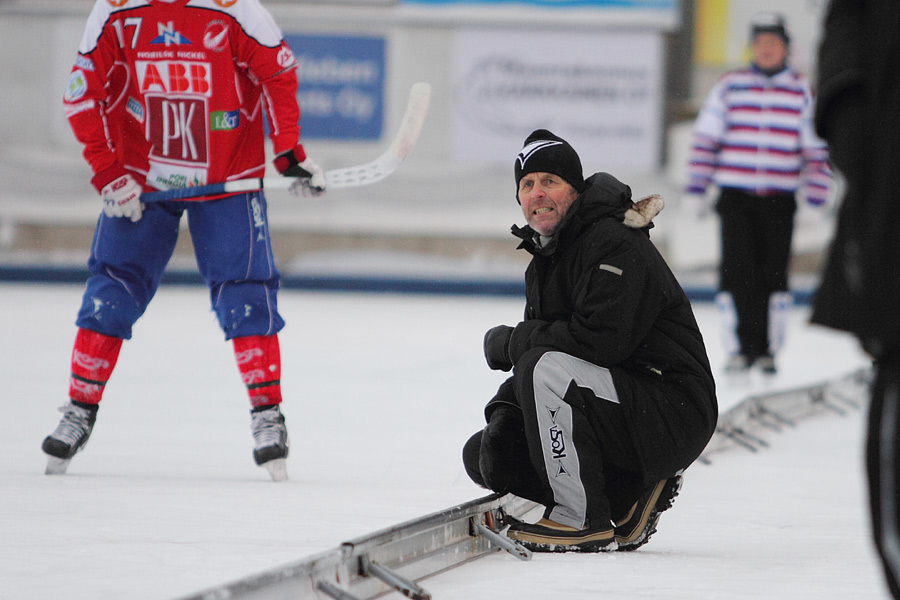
[0, 283, 887, 599]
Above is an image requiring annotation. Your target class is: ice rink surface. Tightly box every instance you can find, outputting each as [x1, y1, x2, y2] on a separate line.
[0, 283, 887, 599]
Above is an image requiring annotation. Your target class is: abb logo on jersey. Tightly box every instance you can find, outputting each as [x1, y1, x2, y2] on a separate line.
[136, 60, 213, 165]
[136, 61, 212, 96]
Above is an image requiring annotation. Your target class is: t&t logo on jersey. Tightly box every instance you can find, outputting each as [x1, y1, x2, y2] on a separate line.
[211, 110, 239, 131]
[136, 60, 212, 96]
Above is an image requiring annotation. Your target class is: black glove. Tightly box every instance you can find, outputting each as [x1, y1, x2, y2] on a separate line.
[479, 405, 543, 499]
[479, 405, 525, 493]
[483, 325, 514, 371]
[274, 145, 325, 197]
[463, 379, 518, 490]
[462, 430, 488, 489]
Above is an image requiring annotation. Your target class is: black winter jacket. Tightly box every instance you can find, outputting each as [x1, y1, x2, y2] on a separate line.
[812, 0, 900, 358]
[507, 172, 718, 453]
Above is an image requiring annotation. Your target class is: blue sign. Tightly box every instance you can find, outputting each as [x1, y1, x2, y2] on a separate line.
[283, 34, 386, 141]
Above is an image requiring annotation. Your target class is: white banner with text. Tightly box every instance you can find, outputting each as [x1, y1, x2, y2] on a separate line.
[452, 28, 664, 171]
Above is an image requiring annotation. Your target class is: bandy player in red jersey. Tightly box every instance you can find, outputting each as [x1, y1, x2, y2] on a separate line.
[43, 0, 325, 481]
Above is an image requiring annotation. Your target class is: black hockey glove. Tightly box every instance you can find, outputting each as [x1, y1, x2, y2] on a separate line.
[274, 145, 325, 197]
[483, 325, 514, 371]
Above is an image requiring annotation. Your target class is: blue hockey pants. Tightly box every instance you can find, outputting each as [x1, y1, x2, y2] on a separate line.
[75, 192, 284, 341]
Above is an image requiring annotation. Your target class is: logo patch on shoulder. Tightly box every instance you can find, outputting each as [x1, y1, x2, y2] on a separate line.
[598, 264, 623, 276]
[74, 55, 95, 72]
[203, 21, 229, 51]
[126, 97, 144, 122]
[64, 71, 88, 102]
[277, 45, 295, 68]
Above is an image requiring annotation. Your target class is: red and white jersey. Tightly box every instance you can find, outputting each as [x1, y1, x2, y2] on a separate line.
[63, 0, 301, 195]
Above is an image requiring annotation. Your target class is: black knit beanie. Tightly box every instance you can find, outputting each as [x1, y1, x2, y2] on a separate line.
[514, 129, 585, 201]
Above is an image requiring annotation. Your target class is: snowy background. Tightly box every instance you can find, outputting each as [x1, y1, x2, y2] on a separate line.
[0, 0, 874, 597]
[0, 282, 885, 599]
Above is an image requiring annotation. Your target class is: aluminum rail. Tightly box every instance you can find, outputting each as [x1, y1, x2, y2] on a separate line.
[177, 493, 540, 600]
[699, 366, 872, 463]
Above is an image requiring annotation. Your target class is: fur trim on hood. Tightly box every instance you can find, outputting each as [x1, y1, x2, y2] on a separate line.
[511, 174, 666, 255]
[623, 194, 665, 229]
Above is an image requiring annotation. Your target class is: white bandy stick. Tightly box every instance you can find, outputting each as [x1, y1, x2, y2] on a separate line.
[141, 82, 431, 202]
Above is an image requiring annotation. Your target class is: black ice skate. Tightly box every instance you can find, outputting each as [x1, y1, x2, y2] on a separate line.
[506, 517, 617, 553]
[614, 474, 683, 551]
[251, 405, 290, 481]
[41, 401, 98, 475]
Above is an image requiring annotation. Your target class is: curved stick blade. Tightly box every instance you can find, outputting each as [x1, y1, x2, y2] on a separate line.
[324, 82, 431, 189]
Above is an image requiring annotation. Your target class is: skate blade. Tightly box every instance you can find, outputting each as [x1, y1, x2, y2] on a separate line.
[263, 458, 288, 482]
[45, 456, 71, 475]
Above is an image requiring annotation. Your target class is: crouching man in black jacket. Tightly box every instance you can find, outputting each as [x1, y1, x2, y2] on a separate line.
[463, 130, 718, 552]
